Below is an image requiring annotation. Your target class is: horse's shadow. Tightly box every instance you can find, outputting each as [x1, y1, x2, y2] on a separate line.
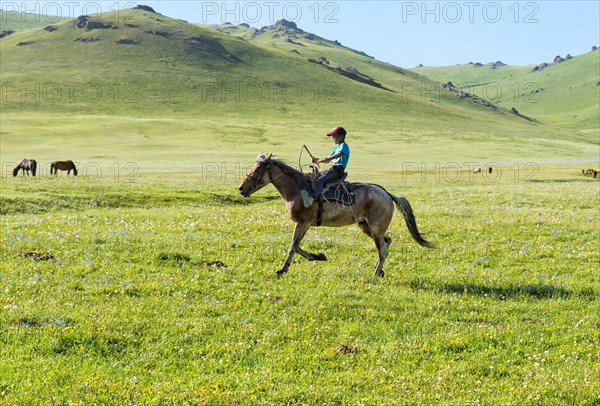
[409, 279, 597, 300]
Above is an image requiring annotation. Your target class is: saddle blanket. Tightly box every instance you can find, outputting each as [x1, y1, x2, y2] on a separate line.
[320, 182, 355, 205]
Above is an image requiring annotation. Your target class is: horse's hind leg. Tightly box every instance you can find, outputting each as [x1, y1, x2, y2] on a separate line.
[358, 221, 390, 277]
[372, 233, 390, 277]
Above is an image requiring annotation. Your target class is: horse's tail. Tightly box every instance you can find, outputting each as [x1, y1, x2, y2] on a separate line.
[387, 192, 433, 248]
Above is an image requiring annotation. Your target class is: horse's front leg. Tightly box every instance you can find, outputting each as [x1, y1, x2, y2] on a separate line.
[277, 222, 325, 277]
[277, 222, 309, 277]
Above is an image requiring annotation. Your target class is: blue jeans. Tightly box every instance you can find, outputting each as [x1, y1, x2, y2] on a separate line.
[311, 166, 344, 198]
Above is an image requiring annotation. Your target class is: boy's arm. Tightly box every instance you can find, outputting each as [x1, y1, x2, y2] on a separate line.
[312, 151, 343, 165]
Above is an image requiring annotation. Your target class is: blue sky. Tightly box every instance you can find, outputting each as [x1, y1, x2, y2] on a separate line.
[6, 1, 599, 67]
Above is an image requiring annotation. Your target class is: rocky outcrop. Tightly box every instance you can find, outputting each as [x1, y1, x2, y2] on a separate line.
[441, 82, 496, 109]
[133, 5, 157, 13]
[144, 29, 170, 37]
[510, 107, 535, 122]
[74, 15, 115, 30]
[74, 37, 100, 42]
[117, 38, 139, 45]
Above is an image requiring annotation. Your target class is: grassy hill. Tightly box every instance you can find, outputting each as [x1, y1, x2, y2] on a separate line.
[2, 10, 522, 122]
[0, 9, 68, 32]
[411, 51, 600, 130]
[0, 7, 597, 173]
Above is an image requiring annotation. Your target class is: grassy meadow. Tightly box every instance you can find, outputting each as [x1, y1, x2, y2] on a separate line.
[1, 6, 599, 405]
[1, 159, 599, 404]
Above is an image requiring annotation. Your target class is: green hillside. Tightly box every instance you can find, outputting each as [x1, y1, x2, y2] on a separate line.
[2, 9, 524, 124]
[1, 7, 596, 172]
[411, 51, 600, 130]
[0, 9, 67, 32]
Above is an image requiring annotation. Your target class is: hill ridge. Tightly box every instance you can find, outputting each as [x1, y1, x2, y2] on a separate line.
[1, 5, 589, 146]
[410, 48, 600, 129]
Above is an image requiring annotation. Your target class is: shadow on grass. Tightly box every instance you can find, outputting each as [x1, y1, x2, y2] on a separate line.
[0, 191, 281, 214]
[527, 179, 597, 183]
[409, 279, 597, 300]
[206, 192, 280, 205]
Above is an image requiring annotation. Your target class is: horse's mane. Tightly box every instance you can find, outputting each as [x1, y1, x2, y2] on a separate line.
[257, 153, 312, 190]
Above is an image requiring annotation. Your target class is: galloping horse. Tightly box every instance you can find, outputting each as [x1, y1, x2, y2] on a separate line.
[13, 159, 37, 177]
[238, 153, 432, 277]
[50, 160, 78, 176]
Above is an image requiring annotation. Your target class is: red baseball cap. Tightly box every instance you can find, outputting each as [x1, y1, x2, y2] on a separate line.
[327, 126, 347, 136]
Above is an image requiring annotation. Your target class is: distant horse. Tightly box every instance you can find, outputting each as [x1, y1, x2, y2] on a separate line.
[50, 160, 78, 176]
[582, 168, 598, 178]
[238, 153, 432, 277]
[473, 167, 482, 174]
[13, 159, 37, 177]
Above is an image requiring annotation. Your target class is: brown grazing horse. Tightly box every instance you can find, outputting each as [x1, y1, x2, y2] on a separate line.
[582, 168, 598, 178]
[50, 160, 78, 176]
[238, 153, 432, 277]
[13, 159, 37, 177]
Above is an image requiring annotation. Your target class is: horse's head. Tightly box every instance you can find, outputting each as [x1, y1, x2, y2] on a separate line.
[238, 153, 273, 197]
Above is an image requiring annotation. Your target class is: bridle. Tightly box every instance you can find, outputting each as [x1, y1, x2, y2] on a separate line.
[245, 161, 273, 190]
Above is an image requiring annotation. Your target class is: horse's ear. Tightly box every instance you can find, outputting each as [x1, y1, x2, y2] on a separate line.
[265, 153, 272, 160]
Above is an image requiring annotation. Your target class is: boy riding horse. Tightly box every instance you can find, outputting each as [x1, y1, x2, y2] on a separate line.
[301, 126, 350, 208]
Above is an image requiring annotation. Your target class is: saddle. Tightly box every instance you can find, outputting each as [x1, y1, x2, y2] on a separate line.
[308, 171, 353, 203]
[309, 172, 355, 226]
[320, 173, 354, 204]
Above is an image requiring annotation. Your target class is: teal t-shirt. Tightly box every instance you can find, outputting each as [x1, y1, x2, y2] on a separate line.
[330, 142, 350, 169]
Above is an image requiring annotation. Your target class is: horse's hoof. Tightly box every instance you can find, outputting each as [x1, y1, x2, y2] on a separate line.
[311, 253, 327, 261]
[374, 270, 384, 277]
[276, 269, 288, 278]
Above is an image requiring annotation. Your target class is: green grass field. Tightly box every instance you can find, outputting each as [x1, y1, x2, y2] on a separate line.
[1, 6, 599, 404]
[1, 169, 599, 404]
